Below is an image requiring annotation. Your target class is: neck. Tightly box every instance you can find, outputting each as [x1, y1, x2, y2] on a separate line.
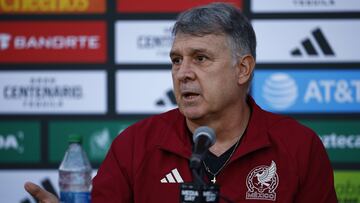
[186, 98, 251, 156]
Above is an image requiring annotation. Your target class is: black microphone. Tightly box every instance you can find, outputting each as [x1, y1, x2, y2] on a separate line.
[189, 126, 216, 170]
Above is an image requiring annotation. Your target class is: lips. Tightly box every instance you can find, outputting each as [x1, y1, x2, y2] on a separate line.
[178, 83, 201, 101]
[183, 92, 200, 99]
[180, 89, 201, 101]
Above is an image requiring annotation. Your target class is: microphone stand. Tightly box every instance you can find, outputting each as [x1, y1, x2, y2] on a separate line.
[179, 154, 219, 203]
[180, 126, 219, 203]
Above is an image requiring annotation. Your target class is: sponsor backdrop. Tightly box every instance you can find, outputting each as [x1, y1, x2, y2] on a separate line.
[252, 70, 360, 113]
[0, 0, 359, 202]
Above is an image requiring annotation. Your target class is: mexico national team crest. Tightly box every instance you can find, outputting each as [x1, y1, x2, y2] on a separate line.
[246, 160, 279, 201]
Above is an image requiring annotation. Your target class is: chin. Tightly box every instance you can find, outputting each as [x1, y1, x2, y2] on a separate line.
[180, 107, 205, 120]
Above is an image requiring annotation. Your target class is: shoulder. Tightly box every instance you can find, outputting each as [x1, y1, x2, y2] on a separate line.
[133, 108, 183, 130]
[249, 96, 318, 144]
[266, 112, 317, 142]
[261, 109, 321, 152]
[250, 99, 323, 155]
[261, 109, 327, 165]
[247, 97, 321, 155]
[248, 96, 317, 142]
[112, 108, 184, 147]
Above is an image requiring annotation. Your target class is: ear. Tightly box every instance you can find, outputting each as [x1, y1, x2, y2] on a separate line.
[236, 55, 255, 85]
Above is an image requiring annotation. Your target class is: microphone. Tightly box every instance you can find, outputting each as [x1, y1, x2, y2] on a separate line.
[180, 127, 220, 203]
[189, 126, 216, 170]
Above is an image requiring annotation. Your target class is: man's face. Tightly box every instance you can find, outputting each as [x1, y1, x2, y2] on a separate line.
[170, 33, 242, 121]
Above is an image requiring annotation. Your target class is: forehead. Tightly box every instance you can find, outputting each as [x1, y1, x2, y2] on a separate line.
[170, 33, 230, 54]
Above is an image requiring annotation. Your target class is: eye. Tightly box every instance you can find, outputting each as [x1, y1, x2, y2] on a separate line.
[171, 57, 182, 65]
[195, 55, 208, 63]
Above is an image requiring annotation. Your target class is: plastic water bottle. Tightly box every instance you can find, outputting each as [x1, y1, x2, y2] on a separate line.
[59, 134, 92, 203]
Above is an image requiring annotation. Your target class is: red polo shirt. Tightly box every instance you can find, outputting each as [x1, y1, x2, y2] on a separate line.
[92, 97, 337, 202]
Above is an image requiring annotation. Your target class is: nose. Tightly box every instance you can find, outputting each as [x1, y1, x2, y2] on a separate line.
[173, 58, 196, 82]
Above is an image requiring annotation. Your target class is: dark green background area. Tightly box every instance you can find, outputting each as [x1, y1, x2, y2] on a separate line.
[0, 121, 40, 163]
[299, 120, 360, 163]
[48, 120, 137, 164]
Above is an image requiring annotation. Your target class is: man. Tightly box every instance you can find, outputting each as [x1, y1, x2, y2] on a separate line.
[25, 3, 337, 202]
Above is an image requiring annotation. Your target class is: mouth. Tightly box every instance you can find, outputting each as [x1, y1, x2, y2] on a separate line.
[181, 92, 200, 100]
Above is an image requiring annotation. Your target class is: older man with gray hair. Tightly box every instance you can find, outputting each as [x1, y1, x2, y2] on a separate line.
[25, 3, 337, 203]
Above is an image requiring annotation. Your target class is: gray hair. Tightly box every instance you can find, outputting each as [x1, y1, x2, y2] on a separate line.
[172, 3, 256, 62]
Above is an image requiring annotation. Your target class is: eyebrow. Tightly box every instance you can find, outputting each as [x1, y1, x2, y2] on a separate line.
[169, 50, 177, 58]
[170, 48, 209, 58]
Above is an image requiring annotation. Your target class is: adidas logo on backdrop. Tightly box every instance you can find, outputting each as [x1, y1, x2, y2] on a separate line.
[156, 89, 177, 107]
[291, 28, 335, 57]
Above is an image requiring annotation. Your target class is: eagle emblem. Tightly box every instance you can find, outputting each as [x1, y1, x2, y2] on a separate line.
[246, 161, 279, 201]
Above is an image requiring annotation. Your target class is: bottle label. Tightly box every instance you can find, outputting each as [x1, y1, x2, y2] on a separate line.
[60, 191, 91, 203]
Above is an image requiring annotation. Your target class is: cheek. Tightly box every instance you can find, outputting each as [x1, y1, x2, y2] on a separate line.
[207, 76, 237, 99]
[171, 80, 181, 101]
[201, 80, 221, 103]
[205, 76, 225, 91]
[171, 73, 177, 89]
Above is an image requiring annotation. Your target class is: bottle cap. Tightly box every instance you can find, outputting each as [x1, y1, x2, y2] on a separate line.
[68, 134, 82, 143]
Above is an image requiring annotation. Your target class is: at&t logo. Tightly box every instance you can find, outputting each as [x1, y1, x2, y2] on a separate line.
[262, 73, 298, 110]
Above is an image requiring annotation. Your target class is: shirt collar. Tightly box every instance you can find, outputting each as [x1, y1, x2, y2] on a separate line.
[230, 96, 271, 162]
[158, 96, 271, 160]
[157, 110, 193, 159]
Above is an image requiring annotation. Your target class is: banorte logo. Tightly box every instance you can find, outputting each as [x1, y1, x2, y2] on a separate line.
[0, 33, 11, 50]
[262, 73, 298, 110]
[0, 21, 106, 63]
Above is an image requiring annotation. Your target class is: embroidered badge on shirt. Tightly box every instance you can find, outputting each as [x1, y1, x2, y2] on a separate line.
[246, 160, 279, 201]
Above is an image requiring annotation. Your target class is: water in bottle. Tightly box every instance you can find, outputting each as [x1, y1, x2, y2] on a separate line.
[59, 134, 92, 203]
